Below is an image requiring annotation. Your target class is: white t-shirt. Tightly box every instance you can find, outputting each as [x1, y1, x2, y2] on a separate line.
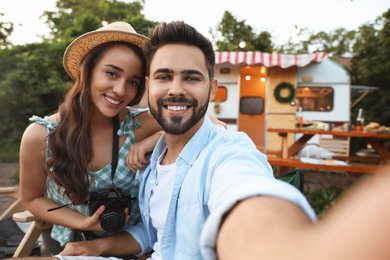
[148, 151, 176, 260]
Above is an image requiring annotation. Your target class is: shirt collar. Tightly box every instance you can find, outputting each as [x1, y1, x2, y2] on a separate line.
[150, 116, 214, 168]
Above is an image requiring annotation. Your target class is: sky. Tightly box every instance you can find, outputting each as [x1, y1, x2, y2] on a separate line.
[1, 0, 390, 46]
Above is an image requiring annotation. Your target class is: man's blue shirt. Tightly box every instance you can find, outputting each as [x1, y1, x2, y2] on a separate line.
[128, 116, 316, 259]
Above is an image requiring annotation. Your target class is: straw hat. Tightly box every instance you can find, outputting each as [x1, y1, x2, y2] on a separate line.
[63, 21, 149, 79]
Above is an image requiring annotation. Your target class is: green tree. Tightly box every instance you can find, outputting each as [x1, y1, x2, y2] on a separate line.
[0, 13, 14, 48]
[275, 27, 357, 57]
[0, 0, 158, 161]
[0, 42, 68, 159]
[42, 0, 156, 42]
[212, 11, 273, 52]
[349, 9, 390, 126]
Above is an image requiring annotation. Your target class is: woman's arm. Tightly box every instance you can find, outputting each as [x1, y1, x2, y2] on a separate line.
[207, 114, 227, 129]
[127, 111, 163, 171]
[127, 130, 163, 172]
[19, 122, 105, 232]
[127, 111, 226, 171]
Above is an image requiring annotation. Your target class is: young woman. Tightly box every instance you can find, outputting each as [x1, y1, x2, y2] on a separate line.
[19, 22, 162, 254]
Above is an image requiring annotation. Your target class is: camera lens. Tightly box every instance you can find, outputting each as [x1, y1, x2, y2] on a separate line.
[100, 210, 126, 232]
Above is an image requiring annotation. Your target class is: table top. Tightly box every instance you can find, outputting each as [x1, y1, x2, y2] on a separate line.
[267, 127, 390, 138]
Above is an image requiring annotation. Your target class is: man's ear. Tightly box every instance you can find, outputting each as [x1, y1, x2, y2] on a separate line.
[145, 77, 149, 92]
[209, 79, 219, 101]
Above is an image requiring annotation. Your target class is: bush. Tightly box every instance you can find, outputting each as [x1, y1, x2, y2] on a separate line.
[0, 151, 19, 163]
[304, 186, 344, 218]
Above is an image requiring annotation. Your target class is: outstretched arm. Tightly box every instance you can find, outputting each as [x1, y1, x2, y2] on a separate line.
[217, 196, 315, 259]
[217, 172, 390, 260]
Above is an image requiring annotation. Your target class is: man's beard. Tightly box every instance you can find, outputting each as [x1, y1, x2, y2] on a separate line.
[149, 96, 209, 135]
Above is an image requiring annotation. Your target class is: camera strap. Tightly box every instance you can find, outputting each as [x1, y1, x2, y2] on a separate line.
[48, 115, 120, 212]
[111, 115, 119, 181]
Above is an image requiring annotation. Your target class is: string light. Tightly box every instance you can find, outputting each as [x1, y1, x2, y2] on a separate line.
[239, 40, 246, 49]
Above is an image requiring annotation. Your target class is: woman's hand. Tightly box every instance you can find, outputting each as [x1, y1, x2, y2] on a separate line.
[80, 205, 105, 232]
[207, 114, 227, 129]
[127, 131, 163, 172]
[81, 206, 130, 232]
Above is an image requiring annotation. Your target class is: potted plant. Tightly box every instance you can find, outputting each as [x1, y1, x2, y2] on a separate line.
[213, 102, 221, 114]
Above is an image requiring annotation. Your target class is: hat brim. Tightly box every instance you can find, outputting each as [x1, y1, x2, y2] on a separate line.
[63, 30, 149, 80]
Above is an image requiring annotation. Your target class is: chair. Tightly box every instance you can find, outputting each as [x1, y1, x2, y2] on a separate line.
[0, 187, 52, 257]
[0, 187, 23, 222]
[319, 135, 350, 158]
[12, 210, 52, 257]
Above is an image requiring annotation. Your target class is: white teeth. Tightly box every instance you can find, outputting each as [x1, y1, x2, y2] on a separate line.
[105, 96, 120, 105]
[167, 105, 187, 111]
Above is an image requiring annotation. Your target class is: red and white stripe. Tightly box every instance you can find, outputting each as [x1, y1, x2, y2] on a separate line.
[215, 51, 328, 68]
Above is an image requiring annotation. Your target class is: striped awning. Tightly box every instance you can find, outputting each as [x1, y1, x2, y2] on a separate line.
[215, 51, 328, 68]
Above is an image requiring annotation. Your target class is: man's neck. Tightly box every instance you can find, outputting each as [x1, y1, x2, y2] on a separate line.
[161, 117, 204, 165]
[161, 135, 187, 165]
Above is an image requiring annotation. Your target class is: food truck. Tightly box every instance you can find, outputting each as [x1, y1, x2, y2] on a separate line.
[207, 51, 352, 154]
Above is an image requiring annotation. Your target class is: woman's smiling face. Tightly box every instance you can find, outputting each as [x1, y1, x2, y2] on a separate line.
[90, 44, 144, 118]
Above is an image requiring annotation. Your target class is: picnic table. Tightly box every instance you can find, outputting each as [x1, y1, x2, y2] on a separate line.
[267, 127, 390, 175]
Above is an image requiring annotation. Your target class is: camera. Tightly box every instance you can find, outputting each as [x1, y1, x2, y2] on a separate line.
[88, 188, 133, 232]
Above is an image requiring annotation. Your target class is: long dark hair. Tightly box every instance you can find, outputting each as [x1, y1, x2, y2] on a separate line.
[45, 41, 146, 205]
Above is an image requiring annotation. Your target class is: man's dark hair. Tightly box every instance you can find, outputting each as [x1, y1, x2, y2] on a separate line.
[144, 21, 215, 81]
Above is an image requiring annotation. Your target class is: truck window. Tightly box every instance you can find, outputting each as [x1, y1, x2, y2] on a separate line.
[240, 96, 264, 115]
[212, 86, 227, 102]
[296, 86, 334, 112]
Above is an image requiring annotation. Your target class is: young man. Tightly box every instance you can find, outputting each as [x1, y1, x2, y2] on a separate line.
[51, 21, 390, 260]
[57, 21, 315, 260]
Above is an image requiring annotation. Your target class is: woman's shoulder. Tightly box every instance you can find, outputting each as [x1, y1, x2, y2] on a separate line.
[118, 107, 161, 138]
[124, 106, 149, 116]
[118, 107, 150, 133]
[22, 117, 51, 148]
[29, 114, 59, 129]
[22, 114, 59, 144]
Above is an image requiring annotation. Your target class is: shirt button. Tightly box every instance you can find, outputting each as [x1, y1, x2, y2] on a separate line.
[150, 179, 155, 184]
